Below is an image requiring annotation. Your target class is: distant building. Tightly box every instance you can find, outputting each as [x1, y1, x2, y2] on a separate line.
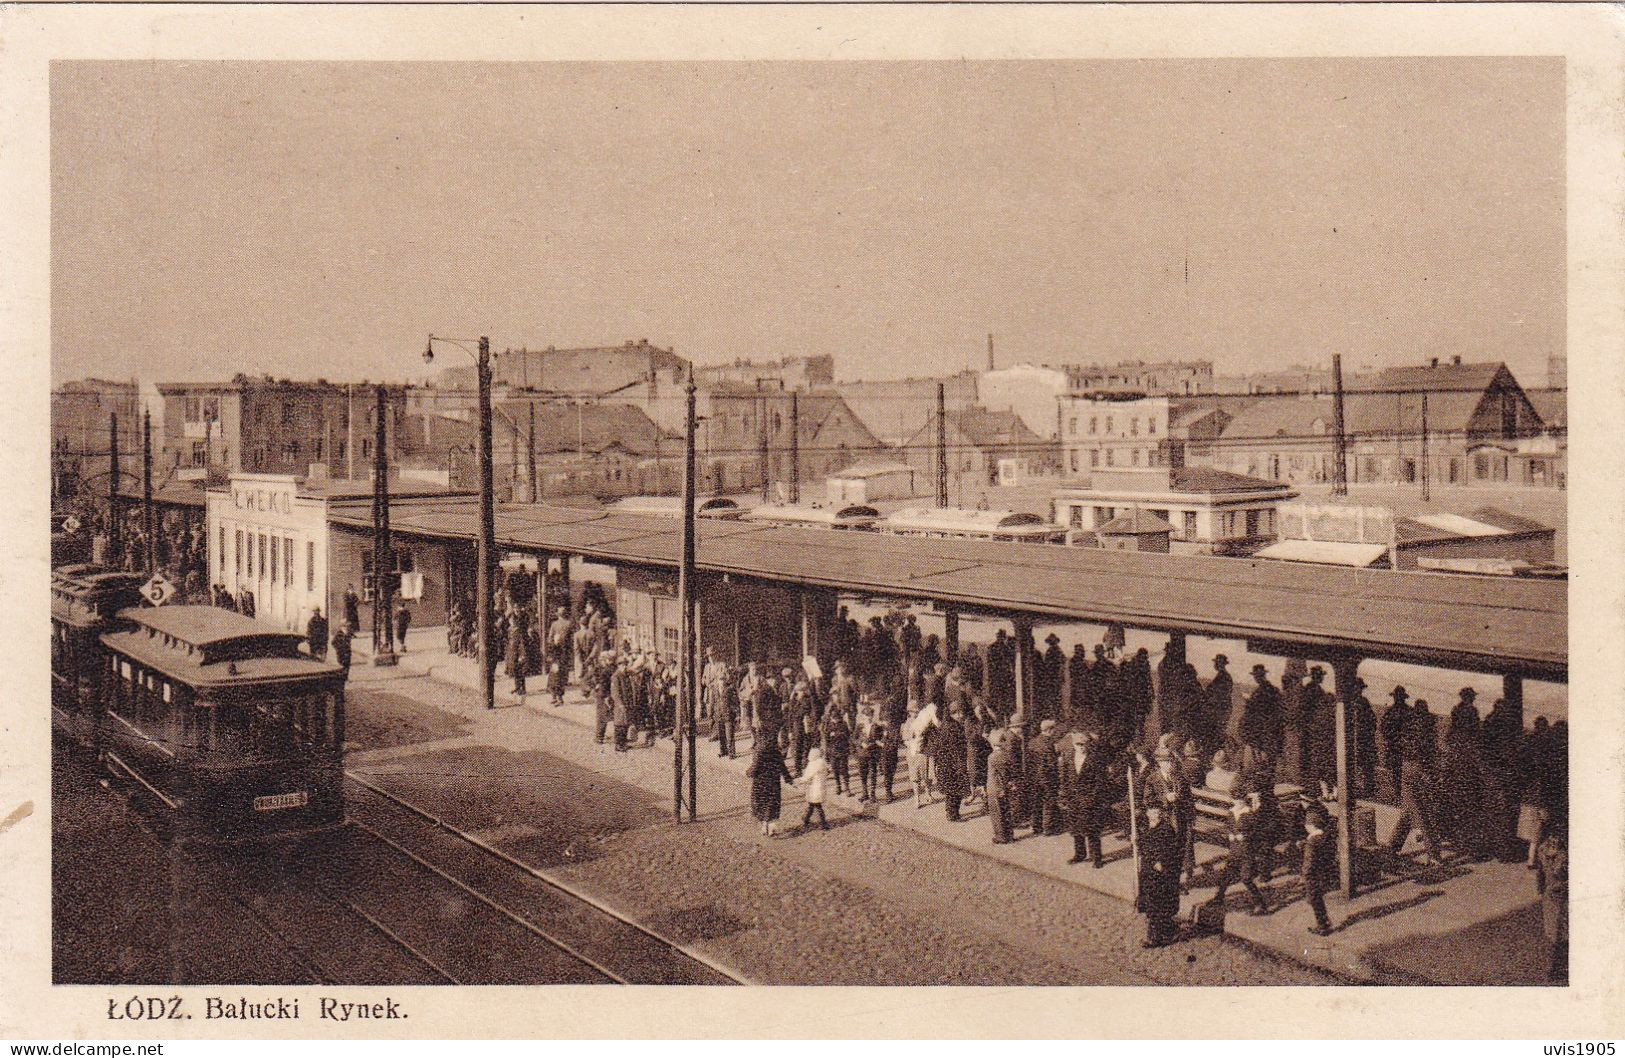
[51, 378, 143, 499]
[436, 338, 689, 402]
[900, 406, 1057, 501]
[979, 363, 1071, 439]
[696, 386, 885, 496]
[1051, 466, 1297, 556]
[156, 378, 410, 484]
[1210, 358, 1548, 486]
[826, 461, 919, 504]
[694, 355, 834, 391]
[1064, 359, 1216, 396]
[1058, 395, 1238, 477]
[839, 372, 980, 446]
[1211, 364, 1346, 395]
[1093, 509, 1174, 554]
[1255, 501, 1556, 570]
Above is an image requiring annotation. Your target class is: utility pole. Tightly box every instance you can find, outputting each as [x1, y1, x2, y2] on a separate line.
[107, 412, 120, 566]
[527, 401, 538, 503]
[1420, 390, 1431, 502]
[676, 369, 699, 822]
[347, 384, 356, 482]
[142, 410, 155, 573]
[372, 385, 397, 666]
[936, 382, 948, 508]
[476, 337, 497, 711]
[1331, 354, 1349, 497]
[759, 393, 771, 502]
[789, 391, 800, 503]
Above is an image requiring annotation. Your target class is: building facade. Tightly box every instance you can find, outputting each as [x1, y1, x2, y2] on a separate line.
[979, 363, 1071, 439]
[839, 372, 980, 447]
[899, 406, 1058, 502]
[1051, 466, 1297, 556]
[1063, 359, 1216, 396]
[693, 355, 834, 391]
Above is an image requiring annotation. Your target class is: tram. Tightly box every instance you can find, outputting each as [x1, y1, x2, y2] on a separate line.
[607, 495, 744, 520]
[51, 564, 146, 749]
[878, 507, 1066, 544]
[741, 502, 881, 530]
[96, 604, 347, 844]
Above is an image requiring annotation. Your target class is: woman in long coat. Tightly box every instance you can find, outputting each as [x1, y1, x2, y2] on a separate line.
[746, 737, 794, 837]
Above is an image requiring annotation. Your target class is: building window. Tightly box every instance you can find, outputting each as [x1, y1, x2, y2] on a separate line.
[281, 402, 295, 425]
[258, 534, 267, 579]
[1068, 417, 1078, 436]
[218, 526, 225, 570]
[1069, 506, 1083, 528]
[285, 536, 294, 585]
[270, 536, 279, 584]
[1183, 511, 1197, 539]
[1130, 419, 1138, 437]
[361, 547, 415, 600]
[191, 442, 207, 467]
[1105, 416, 1113, 435]
[1089, 417, 1098, 435]
[307, 541, 316, 592]
[362, 439, 372, 459]
[1131, 449, 1141, 466]
[1090, 449, 1100, 468]
[1105, 449, 1115, 467]
[1246, 509, 1260, 537]
[1069, 451, 1079, 472]
[235, 529, 243, 576]
[1148, 418, 1157, 436]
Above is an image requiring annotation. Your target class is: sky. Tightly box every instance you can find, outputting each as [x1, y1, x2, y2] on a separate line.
[51, 58, 1564, 387]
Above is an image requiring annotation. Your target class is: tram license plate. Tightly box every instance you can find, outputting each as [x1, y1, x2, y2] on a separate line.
[253, 790, 309, 812]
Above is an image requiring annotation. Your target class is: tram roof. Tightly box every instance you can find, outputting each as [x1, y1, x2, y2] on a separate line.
[331, 499, 1568, 679]
[117, 605, 309, 652]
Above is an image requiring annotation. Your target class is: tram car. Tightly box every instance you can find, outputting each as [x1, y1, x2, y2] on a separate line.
[607, 495, 745, 520]
[741, 502, 881, 530]
[51, 564, 147, 750]
[878, 507, 1066, 544]
[97, 604, 347, 844]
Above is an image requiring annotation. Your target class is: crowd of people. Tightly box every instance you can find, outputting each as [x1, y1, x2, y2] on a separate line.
[519, 600, 1566, 970]
[58, 498, 210, 599]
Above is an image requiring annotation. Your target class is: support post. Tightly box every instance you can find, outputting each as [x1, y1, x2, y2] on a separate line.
[476, 338, 497, 710]
[944, 609, 960, 664]
[372, 385, 398, 666]
[1013, 617, 1032, 726]
[1331, 354, 1348, 497]
[1332, 653, 1362, 899]
[142, 409, 155, 574]
[678, 368, 699, 821]
[1420, 390, 1430, 503]
[789, 391, 800, 504]
[108, 412, 120, 564]
[527, 401, 538, 504]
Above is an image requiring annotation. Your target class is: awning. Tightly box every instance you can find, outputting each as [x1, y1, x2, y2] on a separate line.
[1254, 539, 1389, 568]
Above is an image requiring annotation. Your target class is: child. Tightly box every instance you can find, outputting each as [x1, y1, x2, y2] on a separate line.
[855, 705, 881, 802]
[1301, 804, 1338, 936]
[800, 747, 831, 831]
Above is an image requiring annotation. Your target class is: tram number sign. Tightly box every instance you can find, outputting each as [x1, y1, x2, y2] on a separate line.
[62, 515, 82, 534]
[141, 573, 176, 607]
[253, 790, 309, 812]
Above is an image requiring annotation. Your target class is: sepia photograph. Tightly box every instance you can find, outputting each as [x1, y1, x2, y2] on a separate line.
[7, 1, 1624, 1044]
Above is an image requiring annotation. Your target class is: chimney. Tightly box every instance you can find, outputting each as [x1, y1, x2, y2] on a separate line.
[987, 333, 994, 372]
[1430, 357, 1439, 368]
[1451, 355, 1462, 366]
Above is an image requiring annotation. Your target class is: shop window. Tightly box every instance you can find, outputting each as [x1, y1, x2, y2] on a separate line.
[270, 536, 279, 584]
[307, 541, 316, 592]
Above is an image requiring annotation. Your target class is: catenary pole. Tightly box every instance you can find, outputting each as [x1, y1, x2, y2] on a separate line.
[936, 382, 948, 508]
[142, 410, 155, 574]
[108, 412, 120, 564]
[373, 385, 397, 666]
[789, 390, 800, 504]
[677, 368, 699, 821]
[1331, 355, 1349, 497]
[477, 338, 497, 711]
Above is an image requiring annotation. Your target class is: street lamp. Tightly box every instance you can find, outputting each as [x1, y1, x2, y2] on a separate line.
[424, 334, 498, 711]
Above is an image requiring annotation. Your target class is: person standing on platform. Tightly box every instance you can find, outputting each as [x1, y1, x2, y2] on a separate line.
[306, 607, 329, 661]
[747, 733, 795, 838]
[331, 625, 352, 675]
[1380, 686, 1411, 803]
[1240, 664, 1285, 764]
[1201, 654, 1234, 752]
[506, 600, 531, 697]
[1137, 801, 1183, 948]
[342, 583, 361, 635]
[821, 700, 852, 796]
[1302, 804, 1339, 936]
[593, 651, 615, 745]
[934, 704, 970, 822]
[1062, 727, 1110, 868]
[1029, 718, 1063, 836]
[1205, 785, 1271, 916]
[610, 656, 632, 752]
[854, 704, 881, 801]
[393, 599, 412, 653]
[547, 606, 573, 706]
[1535, 817, 1568, 983]
[716, 665, 740, 759]
[1350, 677, 1378, 798]
[1068, 643, 1091, 727]
[798, 747, 831, 832]
[703, 647, 728, 733]
[986, 729, 1016, 844]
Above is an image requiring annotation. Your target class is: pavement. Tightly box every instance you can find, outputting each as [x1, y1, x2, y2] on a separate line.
[348, 628, 1554, 986]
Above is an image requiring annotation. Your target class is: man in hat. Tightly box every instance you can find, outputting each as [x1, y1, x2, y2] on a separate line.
[716, 663, 740, 758]
[1137, 801, 1183, 947]
[1240, 663, 1284, 763]
[1350, 677, 1378, 796]
[1037, 632, 1065, 722]
[1004, 711, 1029, 830]
[1030, 718, 1064, 835]
[1202, 654, 1234, 754]
[1141, 733, 1196, 883]
[342, 582, 361, 632]
[547, 606, 573, 706]
[592, 650, 616, 745]
[702, 647, 727, 736]
[1302, 803, 1339, 935]
[331, 624, 352, 674]
[986, 728, 1017, 844]
[1380, 686, 1410, 801]
[1062, 727, 1111, 867]
[306, 606, 329, 661]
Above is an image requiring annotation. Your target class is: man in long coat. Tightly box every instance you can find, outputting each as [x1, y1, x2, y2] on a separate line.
[1240, 664, 1285, 761]
[1202, 654, 1235, 754]
[1029, 718, 1064, 836]
[306, 607, 329, 661]
[1137, 802, 1183, 948]
[933, 706, 971, 822]
[1061, 728, 1112, 867]
[986, 731, 1017, 844]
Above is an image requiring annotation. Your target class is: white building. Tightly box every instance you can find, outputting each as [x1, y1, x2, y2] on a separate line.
[1058, 394, 1237, 478]
[979, 363, 1071, 439]
[825, 461, 919, 504]
[1050, 466, 1297, 556]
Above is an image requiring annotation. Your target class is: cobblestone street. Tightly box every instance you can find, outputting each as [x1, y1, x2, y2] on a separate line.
[345, 667, 1338, 986]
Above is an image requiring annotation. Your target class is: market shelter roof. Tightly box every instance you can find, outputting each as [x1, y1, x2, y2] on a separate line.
[329, 499, 1566, 681]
